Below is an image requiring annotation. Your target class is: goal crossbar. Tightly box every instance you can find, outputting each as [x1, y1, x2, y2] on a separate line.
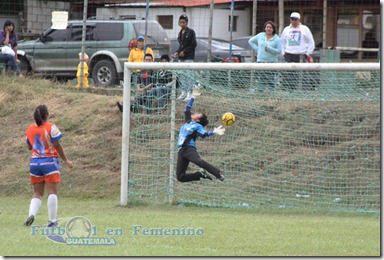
[124, 62, 379, 71]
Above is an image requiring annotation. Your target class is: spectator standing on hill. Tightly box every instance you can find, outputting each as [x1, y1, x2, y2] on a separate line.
[280, 12, 315, 90]
[24, 105, 73, 227]
[128, 35, 154, 85]
[174, 14, 197, 102]
[248, 20, 282, 91]
[75, 52, 89, 89]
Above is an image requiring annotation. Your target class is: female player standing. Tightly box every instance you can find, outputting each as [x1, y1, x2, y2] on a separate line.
[24, 105, 73, 227]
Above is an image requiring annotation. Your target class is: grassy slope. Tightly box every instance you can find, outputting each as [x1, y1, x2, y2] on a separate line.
[0, 77, 123, 198]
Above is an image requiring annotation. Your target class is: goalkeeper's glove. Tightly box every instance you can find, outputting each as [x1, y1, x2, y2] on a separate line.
[213, 125, 225, 136]
[192, 86, 201, 97]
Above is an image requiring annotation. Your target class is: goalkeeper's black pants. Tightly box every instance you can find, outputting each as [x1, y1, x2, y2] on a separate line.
[176, 146, 221, 182]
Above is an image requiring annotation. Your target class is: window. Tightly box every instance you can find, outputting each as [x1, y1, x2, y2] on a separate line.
[158, 15, 173, 30]
[44, 29, 70, 42]
[133, 21, 169, 44]
[120, 15, 136, 20]
[70, 26, 95, 41]
[337, 10, 359, 58]
[228, 16, 238, 32]
[94, 23, 123, 41]
[335, 8, 380, 60]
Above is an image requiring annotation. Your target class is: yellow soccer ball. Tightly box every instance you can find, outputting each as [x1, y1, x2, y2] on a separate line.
[222, 112, 236, 126]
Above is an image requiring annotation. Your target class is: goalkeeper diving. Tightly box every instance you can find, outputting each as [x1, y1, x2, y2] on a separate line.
[176, 87, 226, 182]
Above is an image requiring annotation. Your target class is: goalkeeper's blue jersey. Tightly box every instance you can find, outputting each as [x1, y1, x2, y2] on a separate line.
[177, 121, 207, 149]
[178, 97, 209, 149]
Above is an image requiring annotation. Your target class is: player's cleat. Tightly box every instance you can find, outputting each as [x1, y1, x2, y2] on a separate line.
[47, 221, 58, 227]
[199, 169, 212, 180]
[23, 215, 34, 226]
[217, 173, 226, 181]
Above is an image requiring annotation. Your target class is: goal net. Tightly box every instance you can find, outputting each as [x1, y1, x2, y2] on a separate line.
[121, 62, 380, 214]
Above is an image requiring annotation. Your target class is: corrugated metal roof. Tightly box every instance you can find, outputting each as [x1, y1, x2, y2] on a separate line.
[89, 0, 252, 7]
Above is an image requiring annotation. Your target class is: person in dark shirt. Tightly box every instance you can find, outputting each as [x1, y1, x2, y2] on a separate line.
[173, 14, 197, 101]
[362, 32, 379, 59]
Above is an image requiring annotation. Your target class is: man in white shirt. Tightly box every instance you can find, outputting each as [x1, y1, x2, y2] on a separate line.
[281, 12, 315, 63]
[280, 12, 316, 90]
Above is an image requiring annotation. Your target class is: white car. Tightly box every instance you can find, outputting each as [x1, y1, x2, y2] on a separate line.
[171, 37, 251, 63]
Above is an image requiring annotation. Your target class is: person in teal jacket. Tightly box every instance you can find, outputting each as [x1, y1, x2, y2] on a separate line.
[248, 21, 282, 91]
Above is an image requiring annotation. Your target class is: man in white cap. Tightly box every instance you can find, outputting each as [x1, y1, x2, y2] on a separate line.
[280, 12, 315, 90]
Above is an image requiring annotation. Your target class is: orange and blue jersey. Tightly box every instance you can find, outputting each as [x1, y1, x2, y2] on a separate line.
[26, 121, 62, 158]
[25, 121, 63, 183]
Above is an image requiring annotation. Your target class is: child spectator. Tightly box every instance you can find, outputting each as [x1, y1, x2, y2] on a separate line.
[76, 52, 89, 89]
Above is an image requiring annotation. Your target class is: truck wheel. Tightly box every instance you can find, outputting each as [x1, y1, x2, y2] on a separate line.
[92, 60, 117, 87]
[19, 56, 32, 76]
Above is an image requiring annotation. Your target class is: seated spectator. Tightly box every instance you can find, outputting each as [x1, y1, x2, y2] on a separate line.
[0, 20, 21, 76]
[149, 54, 173, 113]
[117, 53, 155, 113]
[134, 53, 156, 113]
[0, 52, 18, 75]
[116, 54, 178, 114]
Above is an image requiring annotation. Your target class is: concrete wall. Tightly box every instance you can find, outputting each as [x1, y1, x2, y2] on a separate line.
[96, 6, 250, 41]
[21, 0, 70, 38]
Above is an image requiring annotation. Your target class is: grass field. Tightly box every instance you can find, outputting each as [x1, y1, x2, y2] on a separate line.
[0, 197, 380, 256]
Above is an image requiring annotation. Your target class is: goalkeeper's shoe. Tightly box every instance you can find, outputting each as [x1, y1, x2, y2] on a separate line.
[217, 173, 226, 181]
[23, 215, 35, 226]
[199, 169, 212, 180]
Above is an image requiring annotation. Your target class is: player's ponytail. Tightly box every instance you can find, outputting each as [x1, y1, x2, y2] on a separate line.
[198, 114, 209, 127]
[34, 105, 48, 126]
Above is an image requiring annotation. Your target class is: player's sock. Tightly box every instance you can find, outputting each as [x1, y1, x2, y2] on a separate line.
[28, 197, 42, 217]
[47, 194, 58, 223]
[24, 198, 42, 226]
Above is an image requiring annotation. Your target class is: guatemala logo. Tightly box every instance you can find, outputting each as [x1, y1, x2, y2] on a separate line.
[30, 216, 117, 246]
